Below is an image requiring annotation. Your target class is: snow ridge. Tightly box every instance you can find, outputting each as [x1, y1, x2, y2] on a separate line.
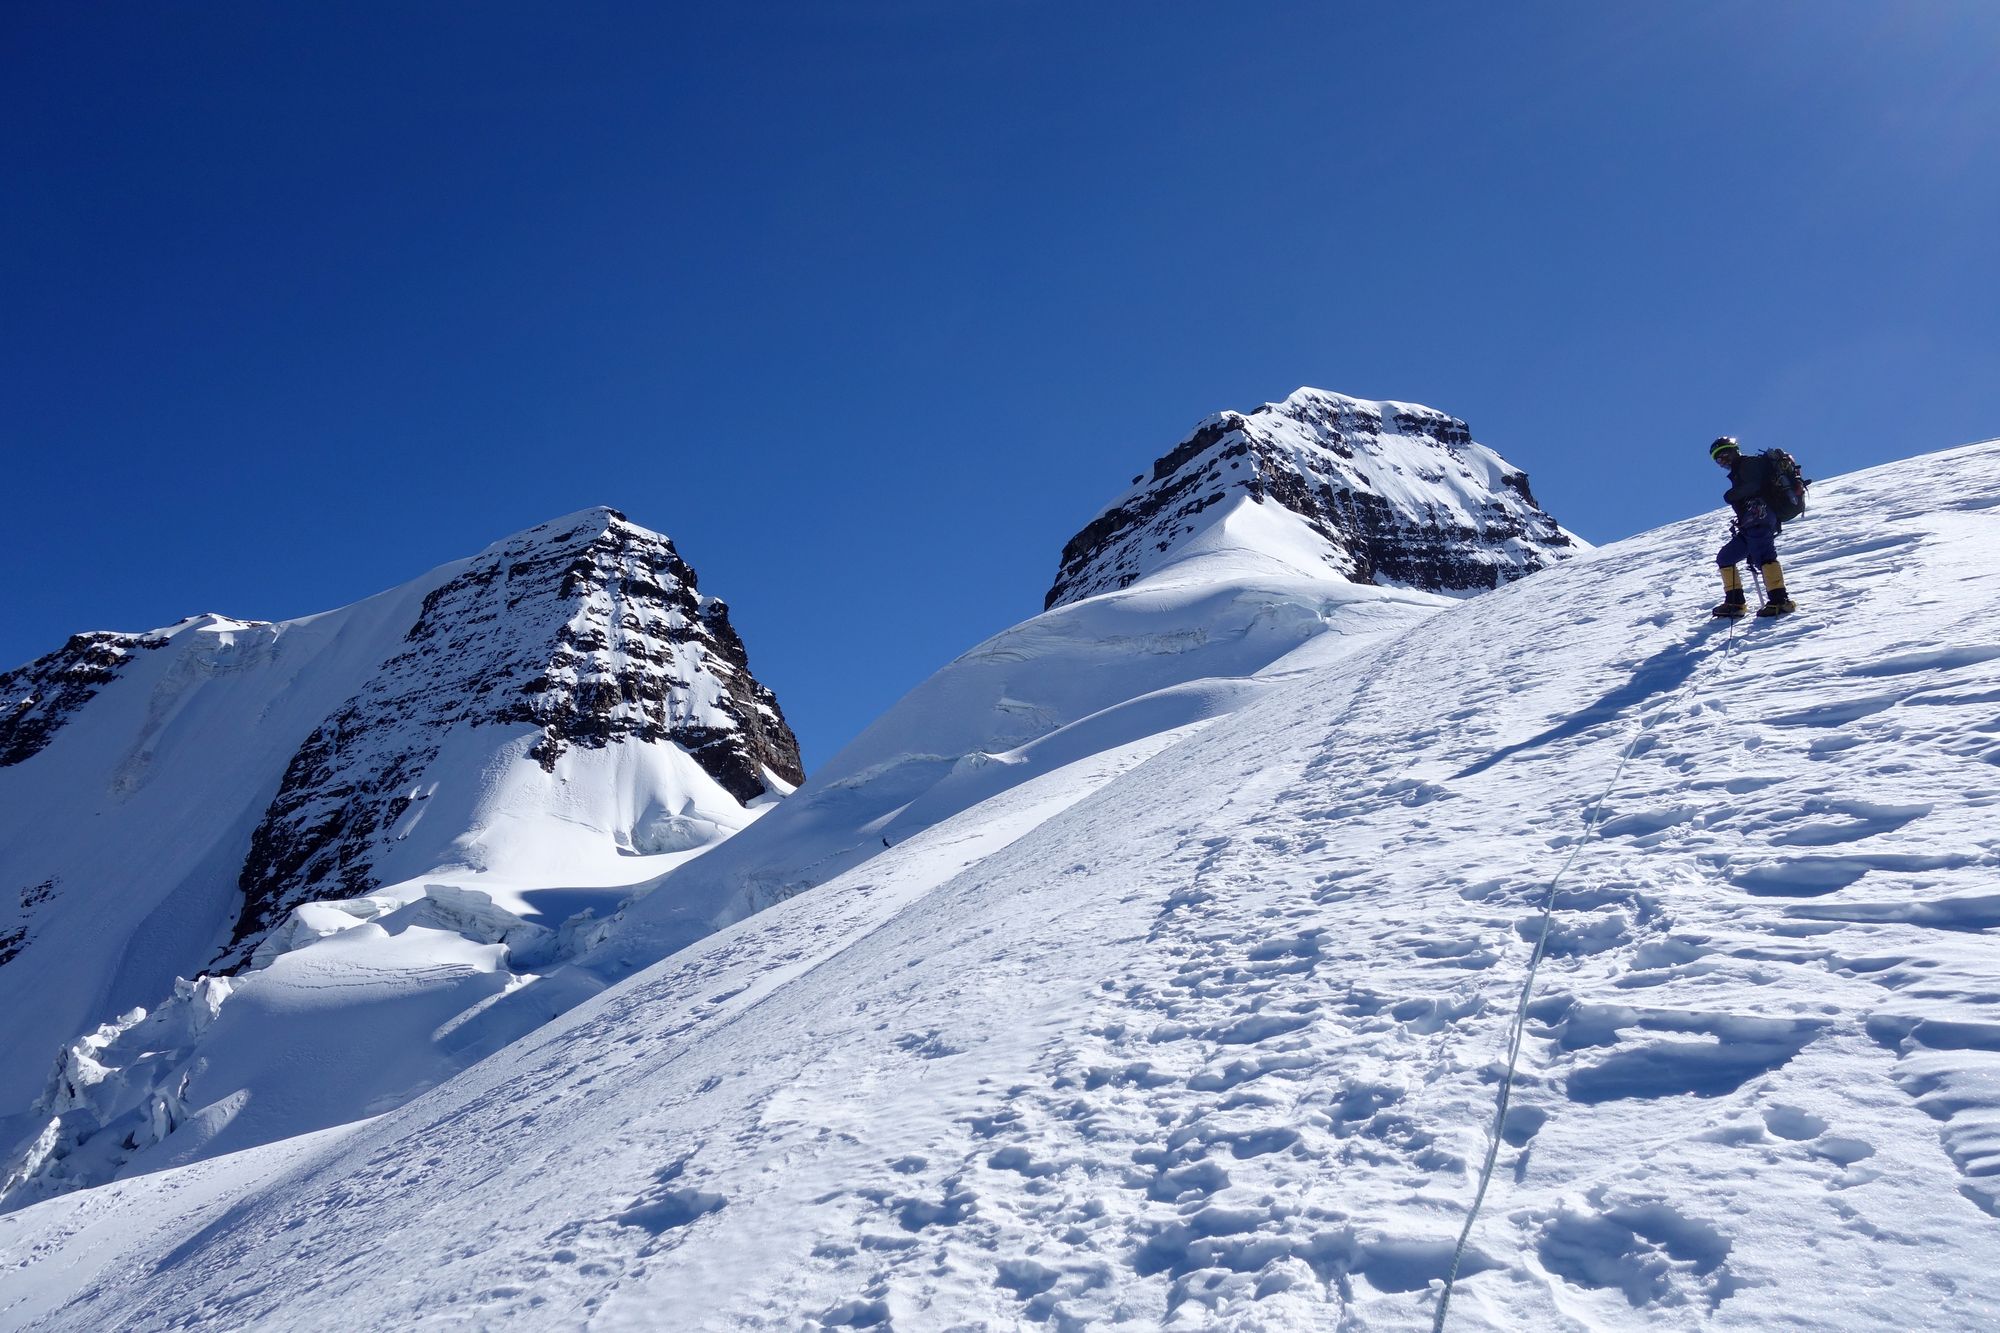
[1047, 387, 1580, 609]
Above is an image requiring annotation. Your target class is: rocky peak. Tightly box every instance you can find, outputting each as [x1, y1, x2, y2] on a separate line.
[225, 507, 802, 963]
[1046, 387, 1579, 609]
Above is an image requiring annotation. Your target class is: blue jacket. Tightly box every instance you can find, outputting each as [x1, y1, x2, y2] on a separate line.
[1722, 452, 1778, 524]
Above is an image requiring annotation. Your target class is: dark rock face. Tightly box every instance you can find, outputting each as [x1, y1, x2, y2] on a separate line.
[0, 878, 57, 968]
[1046, 390, 1577, 609]
[225, 509, 802, 965]
[0, 632, 167, 768]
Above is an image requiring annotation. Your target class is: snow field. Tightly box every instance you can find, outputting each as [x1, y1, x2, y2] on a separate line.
[3, 441, 1998, 1329]
[0, 721, 1205, 1329]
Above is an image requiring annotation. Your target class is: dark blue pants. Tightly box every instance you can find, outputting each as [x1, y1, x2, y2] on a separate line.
[1717, 512, 1778, 570]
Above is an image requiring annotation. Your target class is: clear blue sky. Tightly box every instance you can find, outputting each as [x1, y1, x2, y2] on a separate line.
[5, 3, 1996, 768]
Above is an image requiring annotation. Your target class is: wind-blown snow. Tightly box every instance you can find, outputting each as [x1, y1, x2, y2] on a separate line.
[4, 441, 1996, 1329]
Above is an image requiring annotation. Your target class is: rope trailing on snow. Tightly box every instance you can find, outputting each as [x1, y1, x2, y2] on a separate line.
[1432, 615, 1740, 1331]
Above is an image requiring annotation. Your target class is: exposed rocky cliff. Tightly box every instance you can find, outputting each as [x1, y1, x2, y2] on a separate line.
[1047, 387, 1578, 609]
[224, 508, 802, 964]
[0, 632, 166, 768]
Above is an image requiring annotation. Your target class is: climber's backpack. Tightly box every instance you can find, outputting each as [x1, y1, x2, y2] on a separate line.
[1761, 448, 1809, 523]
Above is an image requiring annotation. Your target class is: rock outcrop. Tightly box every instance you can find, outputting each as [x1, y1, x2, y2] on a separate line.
[0, 632, 166, 768]
[1047, 388, 1578, 609]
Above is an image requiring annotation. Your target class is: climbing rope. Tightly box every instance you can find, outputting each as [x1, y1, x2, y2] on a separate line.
[1432, 613, 1741, 1330]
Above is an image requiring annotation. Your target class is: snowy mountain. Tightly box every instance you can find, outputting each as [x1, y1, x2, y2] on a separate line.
[5, 436, 1996, 1330]
[0, 389, 1572, 1217]
[590, 390, 1578, 970]
[224, 510, 800, 967]
[1046, 387, 1577, 608]
[0, 509, 799, 1202]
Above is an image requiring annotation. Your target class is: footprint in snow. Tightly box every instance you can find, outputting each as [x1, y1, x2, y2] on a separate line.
[1533, 1198, 1736, 1310]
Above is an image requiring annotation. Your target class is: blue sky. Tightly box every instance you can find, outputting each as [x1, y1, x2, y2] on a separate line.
[5, 2, 1996, 768]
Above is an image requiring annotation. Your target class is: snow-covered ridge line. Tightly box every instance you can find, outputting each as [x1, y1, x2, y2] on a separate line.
[0, 394, 1576, 1234]
[1046, 386, 1580, 609]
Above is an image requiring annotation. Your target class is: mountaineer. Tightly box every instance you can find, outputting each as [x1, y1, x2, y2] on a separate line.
[1710, 436, 1804, 619]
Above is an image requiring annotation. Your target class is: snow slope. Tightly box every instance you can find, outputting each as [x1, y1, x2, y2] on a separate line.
[0, 600, 439, 1114]
[4, 439, 1995, 1329]
[0, 509, 798, 1205]
[592, 389, 1574, 969]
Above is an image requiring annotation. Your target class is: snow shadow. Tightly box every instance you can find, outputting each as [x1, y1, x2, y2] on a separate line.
[1453, 629, 1720, 780]
[516, 885, 631, 927]
[149, 1201, 258, 1277]
[1131, 1219, 1497, 1301]
[1566, 1026, 1817, 1104]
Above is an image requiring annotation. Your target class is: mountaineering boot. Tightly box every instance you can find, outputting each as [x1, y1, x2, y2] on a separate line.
[1711, 565, 1748, 618]
[1757, 561, 1797, 617]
